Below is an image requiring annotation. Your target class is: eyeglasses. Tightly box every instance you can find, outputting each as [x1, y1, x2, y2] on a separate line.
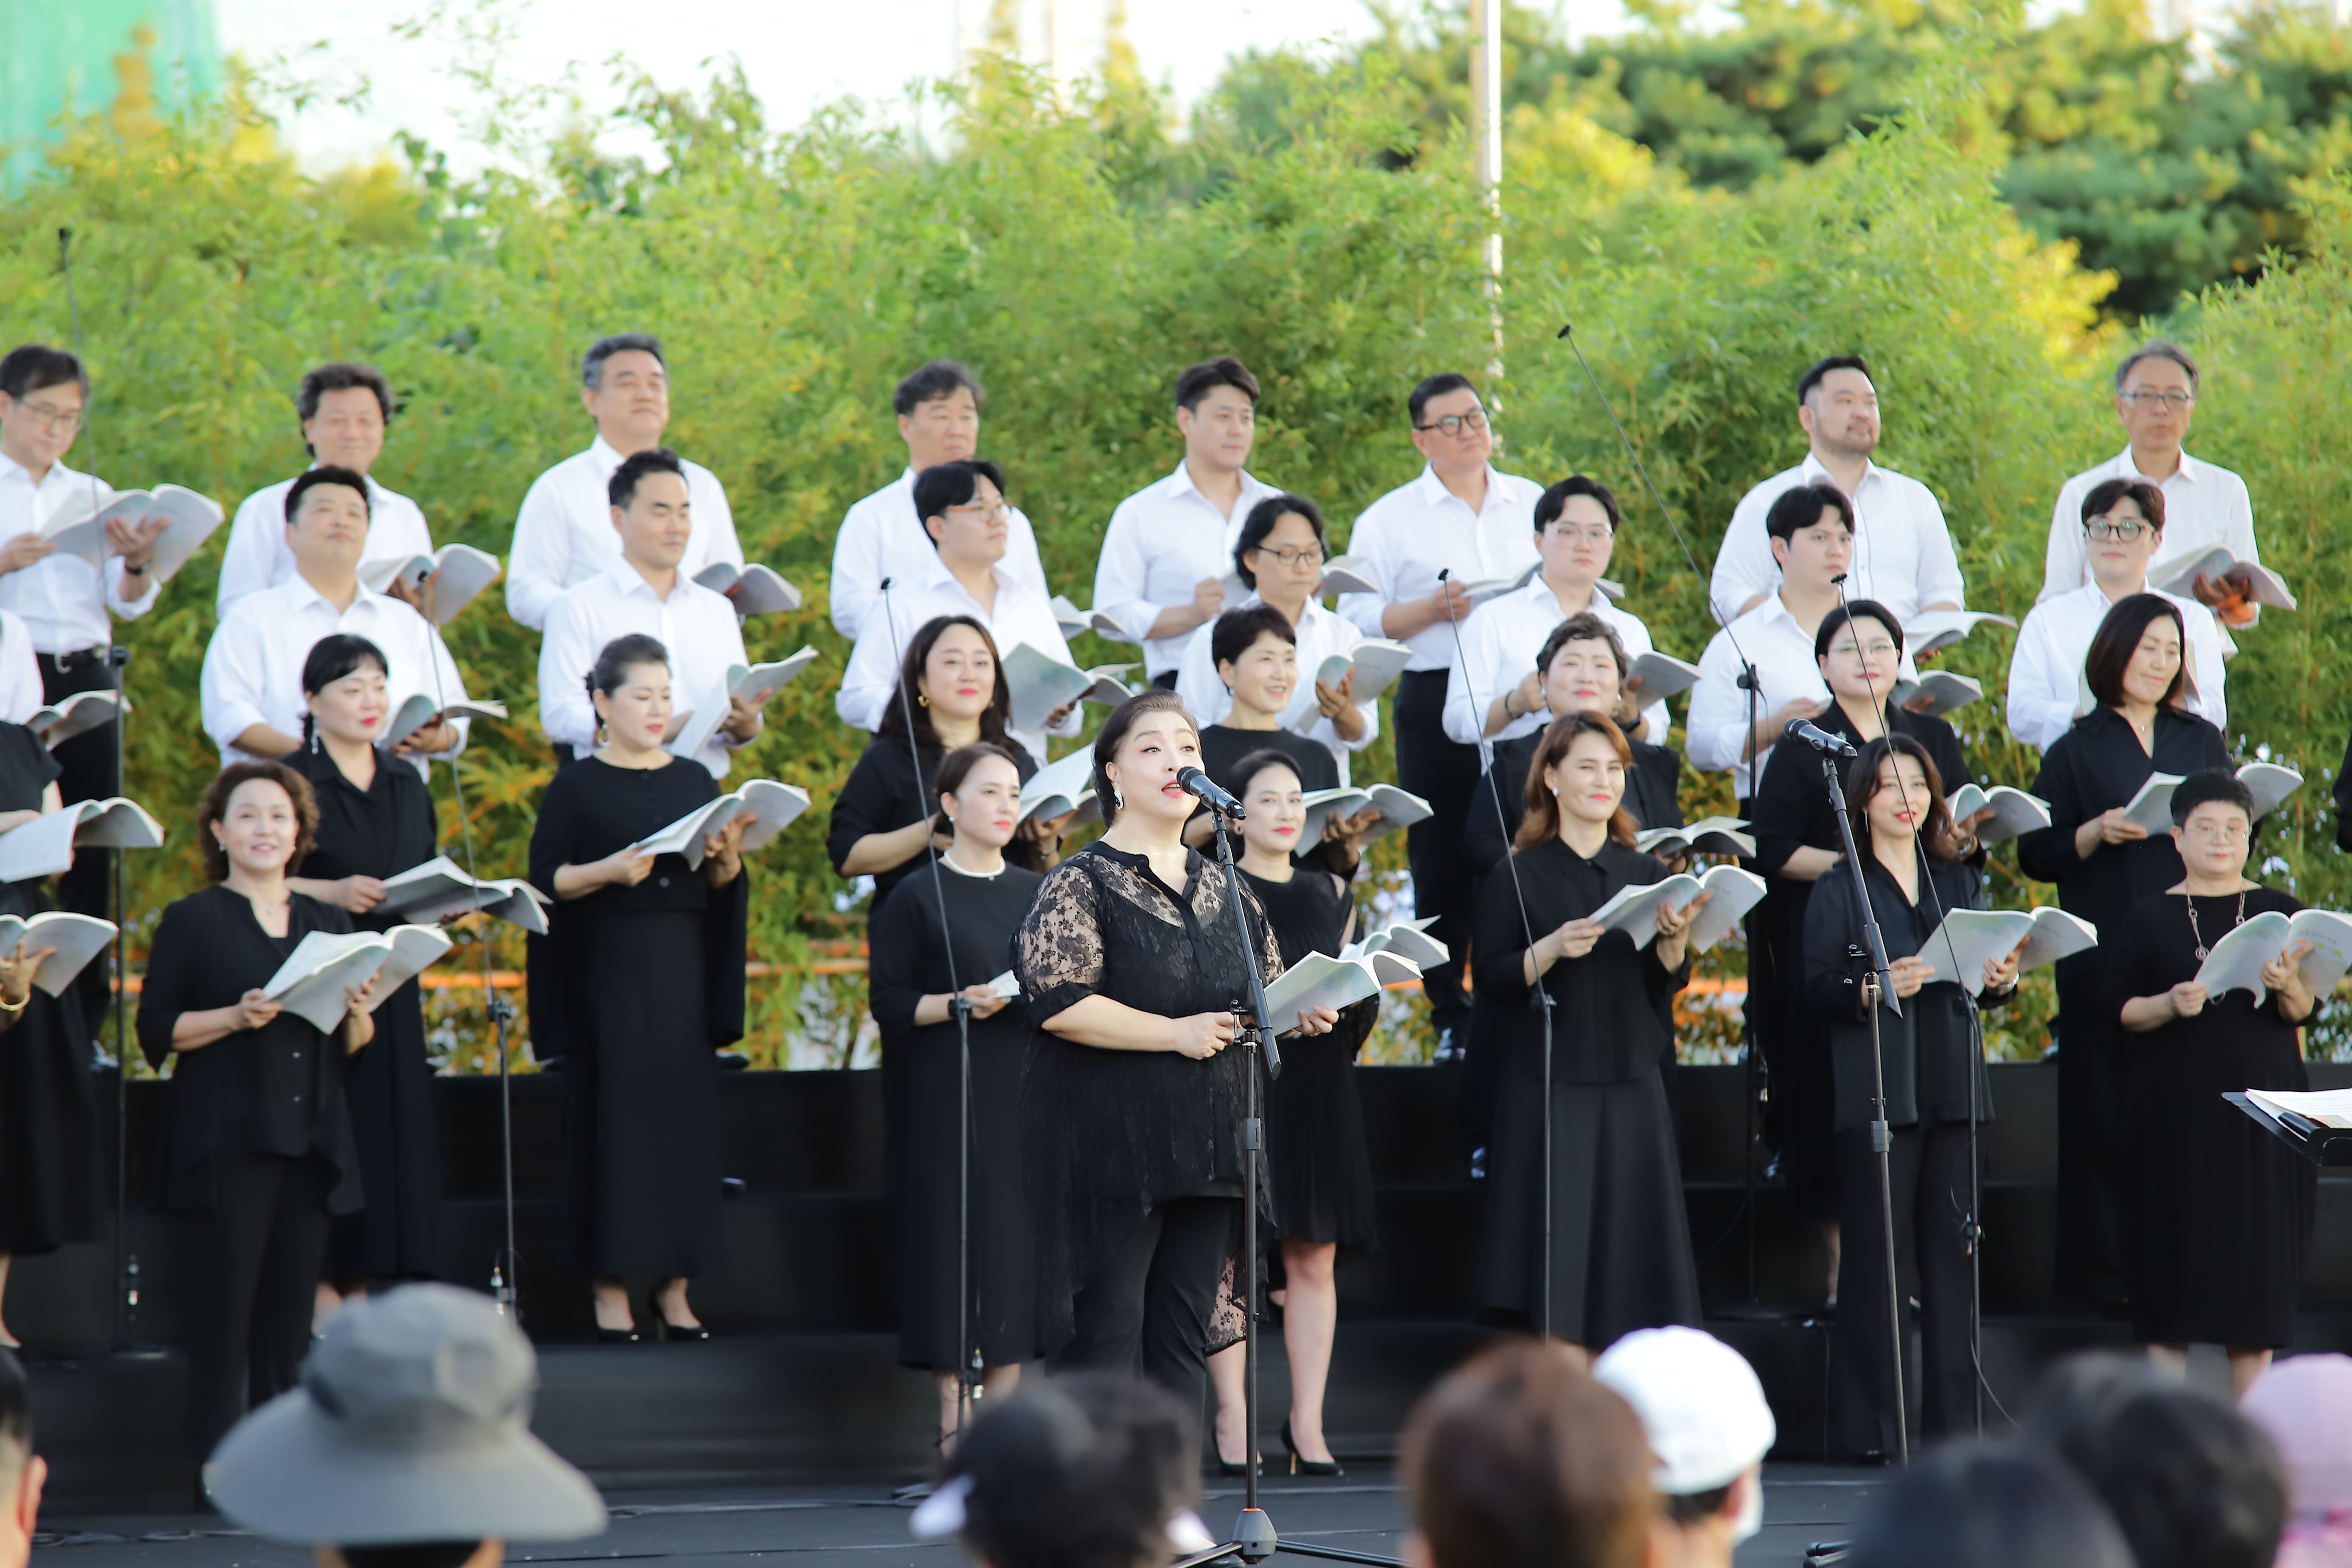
[2084, 515, 2152, 542]
[14, 400, 81, 431]
[1833, 639, 1899, 659]
[1248, 545, 1325, 568]
[2182, 820, 2251, 843]
[1542, 524, 1614, 546]
[945, 501, 1008, 523]
[1415, 409, 1489, 436]
[2121, 390, 2194, 411]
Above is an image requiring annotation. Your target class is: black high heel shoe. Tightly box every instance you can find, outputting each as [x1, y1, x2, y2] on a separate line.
[645, 1286, 710, 1342]
[1279, 1419, 1343, 1478]
[594, 1325, 640, 1344]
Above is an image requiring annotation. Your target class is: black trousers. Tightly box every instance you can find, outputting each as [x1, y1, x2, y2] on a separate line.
[41, 653, 119, 1022]
[1056, 1196, 1236, 1411]
[2053, 971, 2128, 1306]
[184, 1149, 335, 1460]
[1150, 671, 1179, 692]
[1393, 671, 1482, 1043]
[1832, 1123, 1977, 1459]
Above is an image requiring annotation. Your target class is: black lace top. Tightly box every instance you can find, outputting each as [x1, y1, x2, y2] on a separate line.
[1014, 838, 1285, 1357]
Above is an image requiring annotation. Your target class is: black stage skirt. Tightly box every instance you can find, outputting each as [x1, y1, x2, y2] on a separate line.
[895, 1011, 1037, 1370]
[1265, 998, 1379, 1250]
[325, 978, 443, 1279]
[0, 989, 101, 1255]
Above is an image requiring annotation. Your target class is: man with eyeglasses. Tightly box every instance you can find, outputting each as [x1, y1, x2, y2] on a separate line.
[1707, 355, 1965, 628]
[2039, 340, 2259, 614]
[2007, 476, 2229, 751]
[1336, 374, 1544, 1058]
[1092, 358, 1286, 689]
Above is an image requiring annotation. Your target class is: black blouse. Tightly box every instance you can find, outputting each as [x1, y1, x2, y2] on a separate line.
[825, 731, 1037, 910]
[1471, 836, 1690, 1084]
[1242, 866, 1355, 970]
[1802, 851, 2003, 1132]
[1199, 725, 1338, 797]
[1752, 703, 1969, 880]
[867, 861, 1044, 1031]
[1464, 730, 1683, 880]
[288, 744, 438, 933]
[136, 886, 364, 1213]
[0, 726, 61, 920]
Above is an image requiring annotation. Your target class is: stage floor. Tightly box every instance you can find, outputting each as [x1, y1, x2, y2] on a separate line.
[30, 1467, 1882, 1568]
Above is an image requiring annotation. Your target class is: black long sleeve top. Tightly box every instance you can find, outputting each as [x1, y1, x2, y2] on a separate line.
[1464, 730, 1683, 880]
[825, 731, 1037, 910]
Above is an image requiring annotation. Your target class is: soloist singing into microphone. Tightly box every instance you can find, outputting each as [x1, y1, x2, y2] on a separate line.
[1013, 691, 1336, 1407]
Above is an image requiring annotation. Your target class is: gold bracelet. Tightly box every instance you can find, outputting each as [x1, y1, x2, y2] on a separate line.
[0, 990, 29, 1015]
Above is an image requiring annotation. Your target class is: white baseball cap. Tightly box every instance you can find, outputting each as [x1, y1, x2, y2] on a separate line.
[1593, 1327, 1776, 1494]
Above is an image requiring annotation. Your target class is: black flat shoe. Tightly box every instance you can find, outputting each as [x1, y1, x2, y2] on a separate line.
[1280, 1418, 1343, 1478]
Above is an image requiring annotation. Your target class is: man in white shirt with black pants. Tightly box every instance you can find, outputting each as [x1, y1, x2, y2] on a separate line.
[506, 334, 743, 632]
[1092, 357, 1285, 688]
[1335, 374, 1543, 1057]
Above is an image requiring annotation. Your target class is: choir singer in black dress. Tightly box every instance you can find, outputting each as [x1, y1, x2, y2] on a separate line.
[2113, 770, 2315, 1398]
[529, 633, 751, 1343]
[1473, 711, 1703, 1357]
[1803, 735, 2017, 1461]
[285, 634, 446, 1295]
[2015, 593, 2228, 1312]
[137, 762, 376, 1468]
[865, 741, 1042, 1447]
[1014, 691, 1337, 1410]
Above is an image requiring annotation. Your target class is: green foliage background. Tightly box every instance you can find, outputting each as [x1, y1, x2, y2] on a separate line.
[5, 15, 2352, 1065]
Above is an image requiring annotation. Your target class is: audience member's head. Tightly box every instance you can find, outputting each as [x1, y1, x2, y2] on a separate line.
[0, 1351, 44, 1568]
[2026, 1352, 2289, 1568]
[1594, 1329, 1775, 1568]
[2244, 1355, 2352, 1568]
[206, 1284, 605, 1568]
[1848, 1440, 2133, 1568]
[1404, 1339, 1660, 1568]
[913, 1373, 1207, 1568]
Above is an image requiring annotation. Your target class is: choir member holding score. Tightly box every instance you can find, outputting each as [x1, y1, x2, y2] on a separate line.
[2112, 770, 2315, 1397]
[536, 447, 766, 774]
[1472, 712, 1703, 1355]
[1173, 494, 1378, 782]
[2014, 594, 2230, 1312]
[1095, 359, 1286, 688]
[136, 763, 377, 1472]
[864, 741, 1043, 1448]
[283, 634, 446, 1294]
[528, 634, 753, 1343]
[1802, 735, 2016, 1461]
[505, 334, 743, 633]
[1334, 375, 1543, 1056]
[1013, 692, 1338, 1407]
[828, 360, 1049, 641]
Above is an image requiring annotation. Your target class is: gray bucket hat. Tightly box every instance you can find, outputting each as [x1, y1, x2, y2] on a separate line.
[205, 1283, 607, 1544]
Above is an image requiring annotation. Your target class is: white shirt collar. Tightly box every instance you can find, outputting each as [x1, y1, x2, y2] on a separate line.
[588, 435, 629, 477]
[603, 558, 680, 603]
[2116, 445, 2200, 485]
[1525, 574, 1606, 616]
[1413, 462, 1505, 511]
[1800, 450, 1879, 493]
[283, 570, 380, 617]
[922, 548, 1013, 600]
[0, 451, 71, 491]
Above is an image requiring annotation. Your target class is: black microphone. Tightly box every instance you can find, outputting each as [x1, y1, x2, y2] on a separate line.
[1176, 766, 1246, 818]
[1784, 718, 1858, 758]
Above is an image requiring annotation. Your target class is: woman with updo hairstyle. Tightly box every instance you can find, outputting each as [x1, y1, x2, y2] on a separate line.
[528, 632, 751, 1344]
[1472, 711, 1701, 1355]
[138, 760, 377, 1472]
[283, 632, 446, 1294]
[1015, 691, 1336, 1407]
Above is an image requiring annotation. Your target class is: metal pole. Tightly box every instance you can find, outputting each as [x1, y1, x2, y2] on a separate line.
[1470, 0, 1505, 380]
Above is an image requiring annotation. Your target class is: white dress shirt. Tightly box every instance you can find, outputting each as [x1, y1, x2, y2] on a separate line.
[1707, 453, 1965, 628]
[1686, 596, 1834, 800]
[837, 552, 1084, 762]
[1335, 465, 1545, 671]
[217, 470, 436, 614]
[1439, 577, 1669, 747]
[506, 436, 742, 631]
[2038, 448, 2258, 605]
[2005, 580, 2230, 752]
[829, 468, 1050, 639]
[1171, 596, 1382, 785]
[0, 615, 40, 726]
[0, 453, 161, 654]
[537, 561, 752, 778]
[1094, 462, 1288, 676]
[201, 576, 470, 769]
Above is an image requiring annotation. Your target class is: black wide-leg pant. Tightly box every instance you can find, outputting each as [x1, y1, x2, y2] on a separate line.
[1832, 1123, 1977, 1459]
[1393, 671, 1481, 1046]
[184, 1150, 335, 1461]
[1055, 1196, 1236, 1412]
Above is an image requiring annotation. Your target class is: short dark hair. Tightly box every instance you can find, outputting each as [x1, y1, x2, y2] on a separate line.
[1174, 357, 1259, 412]
[1227, 747, 1306, 804]
[302, 635, 389, 699]
[0, 344, 85, 400]
[1766, 481, 1854, 544]
[285, 465, 373, 523]
[200, 762, 320, 883]
[588, 633, 671, 701]
[2026, 1352, 2288, 1568]
[1536, 613, 1629, 684]
[1813, 599, 1905, 663]
[340, 1545, 485, 1568]
[1233, 494, 1326, 590]
[913, 459, 1009, 547]
[1092, 691, 1199, 821]
[2082, 593, 2187, 712]
[936, 740, 1026, 810]
[2116, 338, 2200, 394]
[1409, 373, 1478, 427]
[0, 1347, 31, 1498]
[1211, 604, 1296, 672]
[894, 359, 985, 418]
[582, 333, 664, 389]
[2171, 768, 2255, 828]
[945, 1373, 1199, 1568]
[1534, 475, 1621, 533]
[1662, 1484, 1733, 1529]
[2082, 476, 2165, 532]
[609, 446, 686, 510]
[879, 614, 1017, 755]
[296, 362, 395, 425]
[1848, 1440, 2134, 1568]
[1797, 354, 1873, 404]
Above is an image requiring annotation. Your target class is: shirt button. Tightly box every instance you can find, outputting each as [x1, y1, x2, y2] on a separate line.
[658, 876, 670, 887]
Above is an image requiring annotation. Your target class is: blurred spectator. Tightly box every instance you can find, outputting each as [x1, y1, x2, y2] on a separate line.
[1403, 1338, 1660, 1568]
[0, 1351, 44, 1568]
[205, 1283, 606, 1565]
[1594, 1328, 1776, 1568]
[1848, 1441, 2133, 1568]
[2244, 1354, 2352, 1568]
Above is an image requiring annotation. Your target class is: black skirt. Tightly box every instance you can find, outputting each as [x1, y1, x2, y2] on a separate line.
[1265, 1000, 1379, 1250]
[324, 978, 441, 1279]
[896, 1012, 1037, 1368]
[0, 988, 100, 1254]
